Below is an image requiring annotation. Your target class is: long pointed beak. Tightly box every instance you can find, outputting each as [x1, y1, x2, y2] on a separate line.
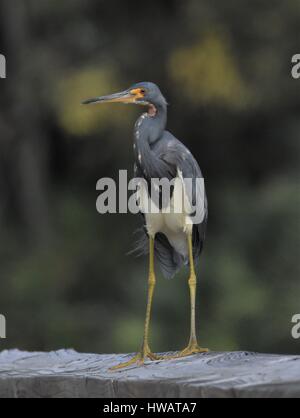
[81, 90, 135, 105]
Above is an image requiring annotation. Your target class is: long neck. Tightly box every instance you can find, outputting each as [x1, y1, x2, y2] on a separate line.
[133, 104, 168, 178]
[135, 104, 167, 145]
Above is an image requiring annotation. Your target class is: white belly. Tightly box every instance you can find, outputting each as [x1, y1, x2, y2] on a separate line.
[137, 170, 193, 258]
[143, 211, 190, 257]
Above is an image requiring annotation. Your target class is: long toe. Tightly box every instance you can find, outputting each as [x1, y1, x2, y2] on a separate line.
[158, 346, 209, 361]
[109, 349, 160, 371]
[109, 354, 141, 371]
[180, 345, 209, 357]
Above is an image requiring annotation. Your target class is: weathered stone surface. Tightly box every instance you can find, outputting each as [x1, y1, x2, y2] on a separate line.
[0, 349, 299, 398]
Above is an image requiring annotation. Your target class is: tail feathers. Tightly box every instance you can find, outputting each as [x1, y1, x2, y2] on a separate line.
[128, 227, 149, 257]
[130, 229, 185, 279]
[155, 233, 185, 279]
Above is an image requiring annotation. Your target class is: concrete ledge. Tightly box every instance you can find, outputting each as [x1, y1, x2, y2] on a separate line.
[0, 349, 300, 398]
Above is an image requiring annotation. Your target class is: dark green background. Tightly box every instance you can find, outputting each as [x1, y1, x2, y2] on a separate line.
[0, 0, 299, 355]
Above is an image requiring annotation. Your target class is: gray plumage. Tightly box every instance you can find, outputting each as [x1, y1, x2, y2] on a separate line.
[131, 82, 207, 278]
[82, 81, 207, 279]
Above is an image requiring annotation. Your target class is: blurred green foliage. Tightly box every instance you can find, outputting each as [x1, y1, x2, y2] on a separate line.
[0, 0, 299, 355]
[169, 33, 252, 107]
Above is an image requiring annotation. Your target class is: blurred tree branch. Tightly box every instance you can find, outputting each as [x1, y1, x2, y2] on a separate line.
[1, 0, 51, 245]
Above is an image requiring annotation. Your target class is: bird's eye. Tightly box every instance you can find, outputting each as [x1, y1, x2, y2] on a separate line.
[140, 89, 146, 95]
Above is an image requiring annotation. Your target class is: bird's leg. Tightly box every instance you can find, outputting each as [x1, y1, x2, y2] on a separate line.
[161, 233, 208, 361]
[110, 236, 161, 371]
[141, 235, 157, 355]
[179, 233, 209, 357]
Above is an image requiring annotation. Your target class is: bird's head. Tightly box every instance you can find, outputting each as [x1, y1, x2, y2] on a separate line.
[82, 82, 167, 116]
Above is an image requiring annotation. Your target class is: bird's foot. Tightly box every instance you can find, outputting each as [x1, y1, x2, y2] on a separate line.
[178, 343, 209, 357]
[109, 344, 161, 371]
[160, 341, 209, 360]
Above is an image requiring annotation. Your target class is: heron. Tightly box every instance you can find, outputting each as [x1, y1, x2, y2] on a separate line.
[82, 82, 208, 370]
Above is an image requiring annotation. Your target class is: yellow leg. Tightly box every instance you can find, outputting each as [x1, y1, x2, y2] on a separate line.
[162, 233, 208, 360]
[110, 236, 161, 371]
[179, 233, 208, 356]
